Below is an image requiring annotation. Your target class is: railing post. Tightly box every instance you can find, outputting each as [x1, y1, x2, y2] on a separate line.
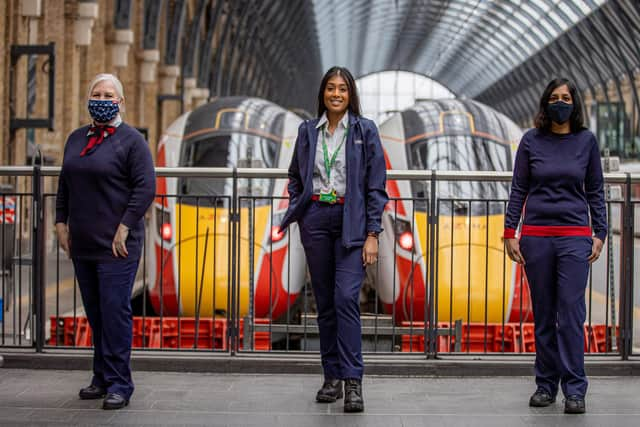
[619, 173, 634, 359]
[427, 170, 437, 358]
[229, 167, 239, 354]
[32, 150, 45, 352]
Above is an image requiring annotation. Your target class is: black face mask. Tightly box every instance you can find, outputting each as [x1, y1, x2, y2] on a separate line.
[546, 101, 573, 124]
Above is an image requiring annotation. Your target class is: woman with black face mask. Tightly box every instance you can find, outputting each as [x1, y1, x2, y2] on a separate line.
[55, 73, 155, 410]
[504, 78, 606, 414]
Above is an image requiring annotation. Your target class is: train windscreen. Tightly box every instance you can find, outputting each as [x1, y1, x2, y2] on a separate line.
[179, 133, 278, 206]
[408, 136, 511, 215]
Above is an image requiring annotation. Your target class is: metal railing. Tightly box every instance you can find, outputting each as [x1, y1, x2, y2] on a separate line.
[0, 165, 637, 359]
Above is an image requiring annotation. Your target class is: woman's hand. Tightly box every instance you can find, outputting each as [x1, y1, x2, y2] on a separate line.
[112, 223, 130, 258]
[362, 235, 378, 266]
[55, 222, 71, 257]
[588, 237, 604, 263]
[505, 238, 525, 265]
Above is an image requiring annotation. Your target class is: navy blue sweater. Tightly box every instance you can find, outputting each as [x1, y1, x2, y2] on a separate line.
[56, 123, 156, 261]
[504, 128, 607, 241]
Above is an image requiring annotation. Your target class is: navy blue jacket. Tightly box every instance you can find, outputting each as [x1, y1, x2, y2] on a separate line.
[280, 114, 388, 248]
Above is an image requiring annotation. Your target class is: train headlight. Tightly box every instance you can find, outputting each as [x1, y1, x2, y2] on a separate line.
[270, 225, 285, 242]
[156, 207, 172, 242]
[394, 218, 414, 251]
[398, 231, 414, 251]
[161, 223, 172, 241]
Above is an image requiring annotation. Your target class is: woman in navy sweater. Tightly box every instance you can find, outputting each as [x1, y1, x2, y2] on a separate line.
[504, 78, 606, 414]
[280, 67, 388, 412]
[55, 74, 155, 410]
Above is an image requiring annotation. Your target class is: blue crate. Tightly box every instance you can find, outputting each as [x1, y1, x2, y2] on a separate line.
[0, 298, 3, 322]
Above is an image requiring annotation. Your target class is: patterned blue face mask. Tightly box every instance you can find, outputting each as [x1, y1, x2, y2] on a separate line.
[87, 99, 120, 123]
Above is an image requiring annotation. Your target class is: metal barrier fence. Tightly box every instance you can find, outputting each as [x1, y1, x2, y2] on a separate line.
[0, 166, 637, 360]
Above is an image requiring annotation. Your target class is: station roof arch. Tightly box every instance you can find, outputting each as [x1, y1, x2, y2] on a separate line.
[311, 0, 640, 125]
[139, 1, 640, 125]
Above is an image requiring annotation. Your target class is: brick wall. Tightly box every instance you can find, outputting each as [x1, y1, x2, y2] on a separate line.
[0, 0, 194, 167]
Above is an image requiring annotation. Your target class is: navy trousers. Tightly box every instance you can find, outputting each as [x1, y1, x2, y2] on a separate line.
[72, 258, 139, 400]
[519, 236, 592, 398]
[299, 202, 366, 380]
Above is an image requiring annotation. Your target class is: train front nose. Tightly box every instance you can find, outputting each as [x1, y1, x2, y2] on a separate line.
[436, 244, 511, 323]
[173, 205, 253, 317]
[390, 213, 514, 322]
[174, 204, 288, 319]
[175, 219, 241, 317]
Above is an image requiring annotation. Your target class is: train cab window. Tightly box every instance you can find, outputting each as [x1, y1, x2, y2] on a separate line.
[179, 133, 278, 206]
[408, 136, 511, 215]
[218, 111, 246, 130]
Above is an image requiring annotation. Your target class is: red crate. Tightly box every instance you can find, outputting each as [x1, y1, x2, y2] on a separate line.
[48, 316, 92, 347]
[399, 322, 452, 353]
[585, 325, 619, 353]
[401, 334, 425, 352]
[141, 317, 229, 349]
[237, 318, 271, 351]
[52, 317, 617, 354]
[49, 316, 271, 350]
[493, 324, 519, 353]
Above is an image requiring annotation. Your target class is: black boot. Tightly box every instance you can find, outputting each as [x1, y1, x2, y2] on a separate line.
[564, 395, 585, 414]
[316, 379, 343, 402]
[343, 378, 364, 413]
[102, 392, 129, 410]
[78, 385, 106, 400]
[529, 389, 556, 407]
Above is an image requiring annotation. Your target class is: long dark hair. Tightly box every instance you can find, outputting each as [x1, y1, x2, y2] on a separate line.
[317, 66, 361, 117]
[534, 78, 586, 133]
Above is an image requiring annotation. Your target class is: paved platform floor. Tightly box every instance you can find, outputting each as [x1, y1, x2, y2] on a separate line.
[0, 369, 638, 426]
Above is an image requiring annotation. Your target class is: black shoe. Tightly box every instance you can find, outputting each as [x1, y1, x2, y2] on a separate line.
[102, 392, 129, 410]
[316, 379, 343, 402]
[343, 379, 364, 413]
[564, 395, 585, 414]
[529, 389, 556, 407]
[78, 385, 106, 400]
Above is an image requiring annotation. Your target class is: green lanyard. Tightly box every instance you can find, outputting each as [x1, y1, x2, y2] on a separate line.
[321, 123, 349, 181]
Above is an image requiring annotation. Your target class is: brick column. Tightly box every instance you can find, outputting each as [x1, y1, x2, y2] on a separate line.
[75, 1, 99, 46]
[192, 88, 210, 108]
[139, 49, 160, 83]
[111, 29, 134, 68]
[160, 65, 180, 95]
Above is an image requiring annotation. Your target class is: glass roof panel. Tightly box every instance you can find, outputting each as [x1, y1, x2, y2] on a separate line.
[547, 9, 571, 31]
[311, 0, 609, 96]
[537, 15, 558, 36]
[573, 0, 595, 15]
[520, 3, 540, 20]
[558, 2, 582, 21]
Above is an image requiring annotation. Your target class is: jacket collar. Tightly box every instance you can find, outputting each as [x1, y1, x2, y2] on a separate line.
[316, 111, 350, 130]
[308, 112, 359, 134]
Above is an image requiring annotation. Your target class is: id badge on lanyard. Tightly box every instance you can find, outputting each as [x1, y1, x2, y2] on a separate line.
[320, 123, 348, 204]
[318, 189, 337, 204]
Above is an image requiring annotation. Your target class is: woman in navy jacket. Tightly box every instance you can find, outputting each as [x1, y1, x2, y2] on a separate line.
[280, 67, 388, 413]
[504, 78, 606, 414]
[55, 73, 155, 410]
